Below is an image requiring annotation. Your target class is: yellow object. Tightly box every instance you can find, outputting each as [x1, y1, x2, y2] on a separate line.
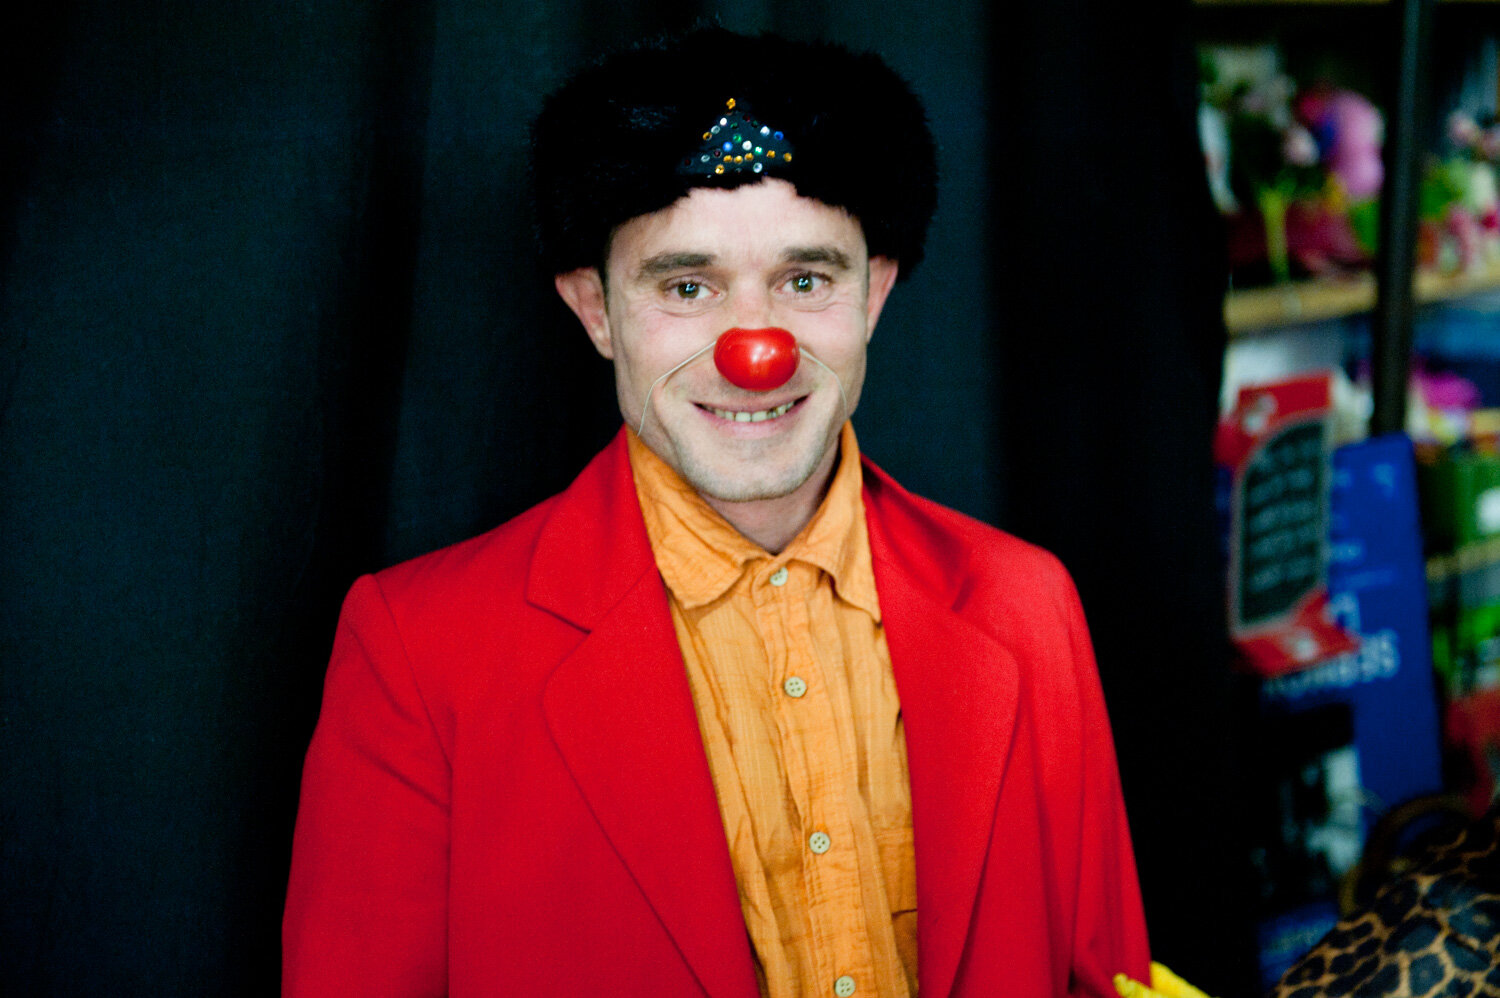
[1114, 962, 1215, 998]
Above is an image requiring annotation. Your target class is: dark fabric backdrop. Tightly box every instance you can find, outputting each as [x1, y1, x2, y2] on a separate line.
[1, 2, 1258, 994]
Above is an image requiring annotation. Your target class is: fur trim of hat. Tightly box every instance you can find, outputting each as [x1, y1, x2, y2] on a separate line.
[530, 27, 938, 280]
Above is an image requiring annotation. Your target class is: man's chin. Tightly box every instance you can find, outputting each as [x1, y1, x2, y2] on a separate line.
[671, 444, 833, 504]
[680, 466, 814, 505]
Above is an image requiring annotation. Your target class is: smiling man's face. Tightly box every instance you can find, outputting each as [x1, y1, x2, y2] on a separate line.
[556, 179, 898, 514]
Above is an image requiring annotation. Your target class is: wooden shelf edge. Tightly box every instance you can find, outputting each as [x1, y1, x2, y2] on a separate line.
[1225, 258, 1500, 335]
[1193, 1, 1391, 6]
[1194, 0, 1498, 5]
[1416, 260, 1500, 305]
[1225, 274, 1376, 333]
[1428, 535, 1500, 583]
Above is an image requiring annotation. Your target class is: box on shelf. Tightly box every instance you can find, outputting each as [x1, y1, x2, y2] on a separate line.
[1216, 374, 1361, 676]
[1249, 434, 1445, 989]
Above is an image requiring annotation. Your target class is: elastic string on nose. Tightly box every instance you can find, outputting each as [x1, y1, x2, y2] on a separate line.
[637, 340, 716, 438]
[800, 348, 849, 426]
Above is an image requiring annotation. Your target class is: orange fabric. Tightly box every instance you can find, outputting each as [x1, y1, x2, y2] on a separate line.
[630, 424, 916, 998]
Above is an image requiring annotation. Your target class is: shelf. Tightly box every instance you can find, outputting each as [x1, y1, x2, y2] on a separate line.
[1194, 1, 1499, 5]
[1428, 535, 1500, 583]
[1193, 1, 1390, 6]
[1418, 258, 1500, 305]
[1225, 258, 1500, 334]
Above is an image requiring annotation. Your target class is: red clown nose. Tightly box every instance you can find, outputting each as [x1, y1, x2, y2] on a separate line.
[713, 327, 799, 392]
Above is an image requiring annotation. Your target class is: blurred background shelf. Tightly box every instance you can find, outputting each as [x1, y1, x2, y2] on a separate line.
[1427, 534, 1500, 581]
[1226, 258, 1500, 334]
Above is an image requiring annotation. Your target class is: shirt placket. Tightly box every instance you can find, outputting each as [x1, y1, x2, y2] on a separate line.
[755, 559, 879, 997]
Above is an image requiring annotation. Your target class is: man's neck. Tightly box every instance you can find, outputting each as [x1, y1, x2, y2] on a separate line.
[700, 447, 841, 555]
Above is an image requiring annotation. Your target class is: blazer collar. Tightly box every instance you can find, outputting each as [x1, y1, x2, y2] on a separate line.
[526, 428, 656, 631]
[531, 429, 759, 998]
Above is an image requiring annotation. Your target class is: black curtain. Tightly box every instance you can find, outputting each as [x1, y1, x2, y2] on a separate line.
[1, 2, 1254, 994]
[989, 6, 1259, 993]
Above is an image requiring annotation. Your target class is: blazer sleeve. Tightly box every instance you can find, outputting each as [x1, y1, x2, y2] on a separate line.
[282, 575, 450, 998]
[1063, 581, 1152, 998]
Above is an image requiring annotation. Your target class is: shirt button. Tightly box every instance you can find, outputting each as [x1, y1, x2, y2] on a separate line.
[769, 566, 789, 586]
[834, 976, 856, 997]
[808, 831, 831, 854]
[783, 676, 807, 698]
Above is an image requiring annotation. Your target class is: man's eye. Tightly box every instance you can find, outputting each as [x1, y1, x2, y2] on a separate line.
[672, 281, 702, 299]
[788, 273, 825, 294]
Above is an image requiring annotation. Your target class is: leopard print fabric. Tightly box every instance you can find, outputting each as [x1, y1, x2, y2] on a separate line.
[1270, 809, 1500, 997]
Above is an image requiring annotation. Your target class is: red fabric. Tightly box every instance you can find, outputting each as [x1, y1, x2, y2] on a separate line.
[282, 429, 1150, 997]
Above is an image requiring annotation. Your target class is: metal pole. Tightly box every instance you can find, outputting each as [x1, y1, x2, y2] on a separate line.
[1370, 0, 1435, 437]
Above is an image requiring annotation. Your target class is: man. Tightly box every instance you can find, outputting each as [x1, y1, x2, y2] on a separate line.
[283, 27, 1150, 997]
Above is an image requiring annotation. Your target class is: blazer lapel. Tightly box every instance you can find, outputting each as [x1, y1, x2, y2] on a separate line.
[530, 431, 757, 998]
[866, 475, 1022, 998]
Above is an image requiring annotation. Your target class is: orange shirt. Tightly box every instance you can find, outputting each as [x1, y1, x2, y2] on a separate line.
[629, 424, 916, 998]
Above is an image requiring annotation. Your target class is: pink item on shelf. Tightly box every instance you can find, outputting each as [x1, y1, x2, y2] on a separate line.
[1418, 368, 1483, 412]
[1297, 88, 1385, 199]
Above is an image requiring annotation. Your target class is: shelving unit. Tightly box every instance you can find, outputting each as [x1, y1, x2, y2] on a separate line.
[1196, 1, 1500, 990]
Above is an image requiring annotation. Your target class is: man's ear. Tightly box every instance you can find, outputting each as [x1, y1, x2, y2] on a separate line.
[863, 255, 900, 342]
[554, 268, 613, 360]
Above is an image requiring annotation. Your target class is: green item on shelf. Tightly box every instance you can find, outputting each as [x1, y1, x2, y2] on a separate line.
[1348, 198, 1380, 256]
[1417, 450, 1500, 551]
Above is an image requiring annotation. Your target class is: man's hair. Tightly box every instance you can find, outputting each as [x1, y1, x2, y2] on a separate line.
[530, 27, 938, 280]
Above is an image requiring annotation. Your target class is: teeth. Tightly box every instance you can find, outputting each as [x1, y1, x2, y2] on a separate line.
[709, 400, 795, 423]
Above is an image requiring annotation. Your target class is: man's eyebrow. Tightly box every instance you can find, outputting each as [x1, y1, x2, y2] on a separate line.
[781, 246, 853, 270]
[635, 252, 715, 278]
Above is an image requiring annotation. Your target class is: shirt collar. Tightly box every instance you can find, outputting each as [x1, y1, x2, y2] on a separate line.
[628, 423, 881, 621]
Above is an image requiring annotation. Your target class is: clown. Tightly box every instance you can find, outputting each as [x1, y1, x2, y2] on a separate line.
[285, 27, 1150, 998]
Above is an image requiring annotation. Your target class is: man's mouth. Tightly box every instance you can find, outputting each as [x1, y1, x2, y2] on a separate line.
[699, 399, 799, 423]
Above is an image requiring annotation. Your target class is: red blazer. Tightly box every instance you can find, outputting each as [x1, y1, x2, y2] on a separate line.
[283, 430, 1150, 997]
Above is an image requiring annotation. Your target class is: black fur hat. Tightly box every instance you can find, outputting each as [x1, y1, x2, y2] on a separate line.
[530, 27, 938, 280]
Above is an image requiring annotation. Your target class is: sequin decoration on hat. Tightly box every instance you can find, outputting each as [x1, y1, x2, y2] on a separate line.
[677, 98, 796, 179]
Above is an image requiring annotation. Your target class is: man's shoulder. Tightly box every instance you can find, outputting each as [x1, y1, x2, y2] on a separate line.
[362, 495, 561, 626]
[368, 429, 639, 615]
[860, 456, 1073, 602]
